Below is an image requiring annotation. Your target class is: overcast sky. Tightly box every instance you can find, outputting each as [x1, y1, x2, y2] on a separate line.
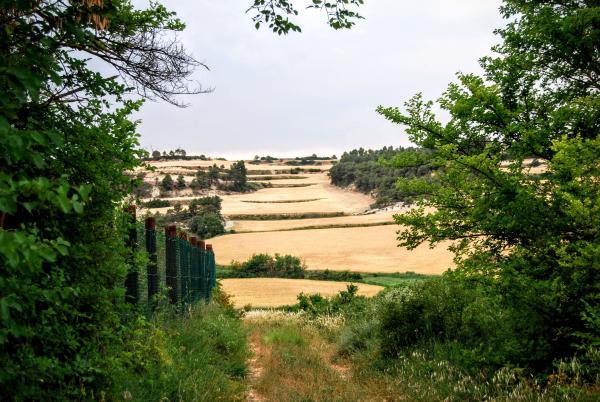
[132, 0, 505, 159]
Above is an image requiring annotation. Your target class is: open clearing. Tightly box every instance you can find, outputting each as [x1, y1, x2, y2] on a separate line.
[212, 225, 454, 274]
[220, 278, 383, 308]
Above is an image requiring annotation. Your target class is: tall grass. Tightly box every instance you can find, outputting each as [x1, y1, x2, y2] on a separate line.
[116, 297, 248, 401]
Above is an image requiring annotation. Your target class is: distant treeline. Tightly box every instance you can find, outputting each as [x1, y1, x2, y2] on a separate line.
[144, 148, 227, 161]
[329, 146, 437, 207]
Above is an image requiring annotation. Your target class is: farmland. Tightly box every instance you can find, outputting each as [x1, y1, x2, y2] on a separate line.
[142, 158, 454, 276]
[220, 278, 383, 308]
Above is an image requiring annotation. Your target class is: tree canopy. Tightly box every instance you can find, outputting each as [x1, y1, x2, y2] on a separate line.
[379, 0, 600, 365]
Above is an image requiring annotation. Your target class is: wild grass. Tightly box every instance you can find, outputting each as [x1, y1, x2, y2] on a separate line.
[116, 300, 248, 401]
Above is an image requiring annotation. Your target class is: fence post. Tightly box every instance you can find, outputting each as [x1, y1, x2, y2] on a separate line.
[124, 205, 139, 304]
[165, 224, 178, 305]
[206, 244, 215, 301]
[198, 240, 207, 302]
[178, 231, 190, 309]
[145, 217, 159, 307]
[189, 236, 199, 303]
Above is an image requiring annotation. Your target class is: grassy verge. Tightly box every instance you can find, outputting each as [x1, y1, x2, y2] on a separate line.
[227, 212, 346, 220]
[243, 287, 600, 402]
[218, 263, 434, 288]
[116, 294, 248, 401]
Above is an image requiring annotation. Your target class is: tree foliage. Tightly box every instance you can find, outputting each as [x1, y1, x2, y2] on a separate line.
[0, 0, 200, 398]
[379, 0, 600, 367]
[330, 146, 437, 207]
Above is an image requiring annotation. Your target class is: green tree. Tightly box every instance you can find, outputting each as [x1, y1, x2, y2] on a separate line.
[228, 160, 248, 191]
[160, 174, 175, 192]
[190, 169, 210, 191]
[152, 150, 161, 159]
[176, 174, 186, 190]
[0, 0, 201, 398]
[207, 163, 221, 186]
[378, 0, 600, 367]
[190, 212, 225, 239]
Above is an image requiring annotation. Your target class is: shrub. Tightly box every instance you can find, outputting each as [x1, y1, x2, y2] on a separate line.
[237, 253, 306, 278]
[143, 199, 171, 208]
[190, 212, 225, 239]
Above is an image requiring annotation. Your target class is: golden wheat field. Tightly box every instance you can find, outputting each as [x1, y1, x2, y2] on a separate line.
[211, 225, 454, 274]
[232, 210, 396, 232]
[220, 278, 383, 308]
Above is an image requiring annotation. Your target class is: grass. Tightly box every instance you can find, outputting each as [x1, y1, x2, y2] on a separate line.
[116, 300, 248, 401]
[241, 198, 323, 204]
[227, 212, 347, 220]
[244, 298, 600, 402]
[361, 271, 434, 287]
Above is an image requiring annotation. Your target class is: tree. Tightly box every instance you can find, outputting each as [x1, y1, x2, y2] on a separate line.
[152, 150, 161, 159]
[190, 212, 225, 239]
[207, 164, 221, 186]
[160, 174, 175, 193]
[228, 160, 248, 191]
[190, 169, 210, 191]
[0, 0, 202, 398]
[379, 0, 600, 367]
[176, 174, 186, 190]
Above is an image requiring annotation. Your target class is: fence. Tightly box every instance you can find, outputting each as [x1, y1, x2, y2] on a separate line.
[124, 207, 217, 313]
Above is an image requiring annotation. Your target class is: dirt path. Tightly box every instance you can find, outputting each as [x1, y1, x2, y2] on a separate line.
[243, 311, 388, 402]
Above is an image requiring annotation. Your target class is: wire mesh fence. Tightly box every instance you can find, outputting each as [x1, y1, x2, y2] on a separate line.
[125, 209, 217, 314]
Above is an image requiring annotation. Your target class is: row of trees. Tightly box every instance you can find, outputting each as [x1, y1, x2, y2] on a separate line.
[159, 161, 250, 194]
[329, 146, 437, 207]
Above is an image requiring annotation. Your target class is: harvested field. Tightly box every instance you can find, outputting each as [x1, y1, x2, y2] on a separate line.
[211, 225, 454, 274]
[220, 278, 383, 308]
[232, 210, 396, 232]
[221, 176, 372, 215]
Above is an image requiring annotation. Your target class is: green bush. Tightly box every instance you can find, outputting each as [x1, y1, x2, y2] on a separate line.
[190, 212, 225, 239]
[143, 199, 171, 208]
[235, 253, 306, 278]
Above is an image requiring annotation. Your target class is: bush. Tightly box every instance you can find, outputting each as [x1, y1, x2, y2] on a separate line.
[236, 253, 306, 278]
[143, 198, 170, 208]
[190, 212, 225, 239]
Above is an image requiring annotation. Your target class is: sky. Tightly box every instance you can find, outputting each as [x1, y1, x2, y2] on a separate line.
[132, 0, 505, 159]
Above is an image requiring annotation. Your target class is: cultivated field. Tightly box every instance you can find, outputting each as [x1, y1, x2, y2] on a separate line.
[212, 225, 454, 274]
[143, 157, 454, 276]
[220, 278, 383, 308]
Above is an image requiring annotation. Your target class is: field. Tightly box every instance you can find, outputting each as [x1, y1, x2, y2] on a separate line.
[220, 278, 383, 308]
[142, 157, 454, 303]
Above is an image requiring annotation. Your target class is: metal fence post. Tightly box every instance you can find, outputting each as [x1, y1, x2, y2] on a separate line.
[178, 231, 190, 309]
[206, 244, 215, 301]
[198, 240, 207, 302]
[145, 217, 159, 307]
[189, 236, 199, 303]
[165, 224, 178, 305]
[124, 205, 139, 304]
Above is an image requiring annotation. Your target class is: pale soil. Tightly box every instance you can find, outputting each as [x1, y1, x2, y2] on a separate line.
[220, 278, 383, 308]
[232, 211, 396, 232]
[211, 225, 454, 274]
